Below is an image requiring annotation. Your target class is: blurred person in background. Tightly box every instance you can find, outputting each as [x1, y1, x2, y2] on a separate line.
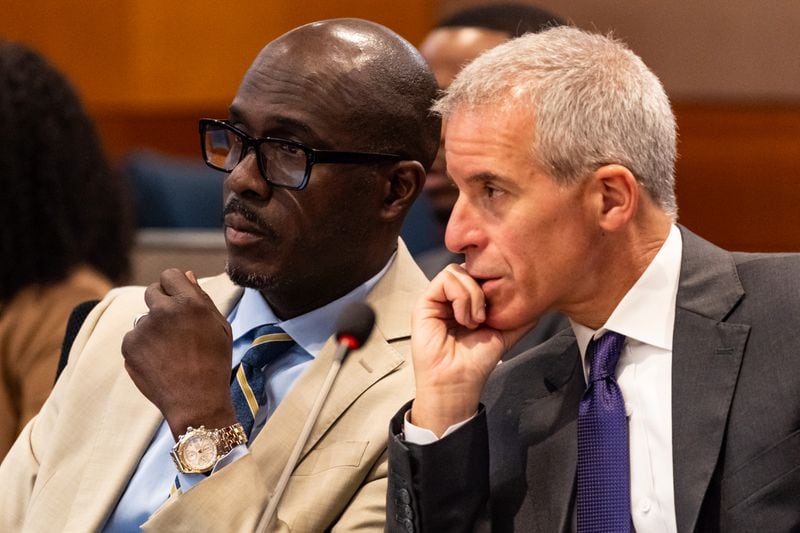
[0, 40, 133, 458]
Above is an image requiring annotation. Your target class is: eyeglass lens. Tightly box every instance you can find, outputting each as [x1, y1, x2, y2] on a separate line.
[203, 123, 308, 188]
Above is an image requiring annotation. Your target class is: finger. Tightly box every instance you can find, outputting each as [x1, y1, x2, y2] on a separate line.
[162, 269, 215, 309]
[443, 264, 487, 323]
[440, 265, 486, 327]
[144, 280, 170, 310]
[159, 268, 196, 296]
[120, 328, 142, 363]
[429, 269, 483, 329]
[425, 267, 476, 327]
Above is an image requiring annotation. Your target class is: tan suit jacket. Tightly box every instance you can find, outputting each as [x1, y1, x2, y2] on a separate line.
[0, 241, 426, 532]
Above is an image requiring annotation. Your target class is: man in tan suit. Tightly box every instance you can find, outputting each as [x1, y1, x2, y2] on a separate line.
[0, 18, 440, 532]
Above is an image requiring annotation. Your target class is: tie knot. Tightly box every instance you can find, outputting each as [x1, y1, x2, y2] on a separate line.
[588, 331, 626, 382]
[241, 324, 295, 369]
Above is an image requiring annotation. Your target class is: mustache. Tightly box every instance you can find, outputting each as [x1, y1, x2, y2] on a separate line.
[223, 198, 274, 236]
[224, 197, 264, 226]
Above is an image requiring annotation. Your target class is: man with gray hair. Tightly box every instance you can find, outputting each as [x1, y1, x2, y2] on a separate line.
[387, 26, 800, 532]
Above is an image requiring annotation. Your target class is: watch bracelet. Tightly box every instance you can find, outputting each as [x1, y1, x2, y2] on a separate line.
[215, 422, 248, 454]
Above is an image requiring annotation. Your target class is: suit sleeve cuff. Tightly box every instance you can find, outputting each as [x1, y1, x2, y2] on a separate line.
[403, 408, 476, 445]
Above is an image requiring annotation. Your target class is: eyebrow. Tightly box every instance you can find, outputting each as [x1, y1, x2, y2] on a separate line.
[227, 105, 246, 124]
[227, 107, 319, 143]
[458, 171, 512, 187]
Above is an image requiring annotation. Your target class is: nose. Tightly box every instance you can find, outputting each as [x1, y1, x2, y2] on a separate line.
[224, 150, 271, 200]
[444, 194, 483, 254]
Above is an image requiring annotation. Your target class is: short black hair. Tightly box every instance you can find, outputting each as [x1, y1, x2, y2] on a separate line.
[0, 41, 133, 301]
[437, 3, 564, 37]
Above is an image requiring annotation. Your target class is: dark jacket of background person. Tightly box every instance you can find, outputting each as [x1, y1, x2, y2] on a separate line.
[0, 41, 133, 457]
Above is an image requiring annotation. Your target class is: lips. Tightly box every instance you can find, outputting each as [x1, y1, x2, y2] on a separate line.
[478, 277, 501, 293]
[468, 271, 501, 293]
[225, 211, 261, 233]
[224, 211, 267, 246]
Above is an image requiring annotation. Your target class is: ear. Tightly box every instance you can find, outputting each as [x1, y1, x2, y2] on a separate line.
[379, 160, 426, 222]
[591, 164, 639, 231]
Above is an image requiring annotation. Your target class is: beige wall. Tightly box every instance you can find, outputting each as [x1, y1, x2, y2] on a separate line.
[440, 0, 800, 101]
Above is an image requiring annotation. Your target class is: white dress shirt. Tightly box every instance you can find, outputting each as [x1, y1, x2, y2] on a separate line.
[104, 256, 393, 532]
[406, 225, 683, 533]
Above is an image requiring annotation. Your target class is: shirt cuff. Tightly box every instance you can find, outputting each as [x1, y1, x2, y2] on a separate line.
[403, 408, 476, 445]
[176, 444, 249, 492]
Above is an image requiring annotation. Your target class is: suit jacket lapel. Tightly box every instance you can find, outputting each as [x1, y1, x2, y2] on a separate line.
[487, 333, 582, 532]
[246, 240, 425, 494]
[521, 341, 583, 532]
[671, 227, 749, 532]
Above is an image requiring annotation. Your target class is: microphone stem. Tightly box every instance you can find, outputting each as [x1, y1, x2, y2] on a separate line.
[255, 344, 348, 532]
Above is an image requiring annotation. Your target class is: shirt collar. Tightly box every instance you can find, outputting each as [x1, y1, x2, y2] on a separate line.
[228, 253, 396, 357]
[571, 224, 682, 359]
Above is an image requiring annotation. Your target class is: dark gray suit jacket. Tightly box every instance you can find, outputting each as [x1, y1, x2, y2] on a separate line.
[387, 227, 800, 532]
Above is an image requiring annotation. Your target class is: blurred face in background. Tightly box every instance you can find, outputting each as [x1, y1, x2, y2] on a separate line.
[419, 27, 508, 227]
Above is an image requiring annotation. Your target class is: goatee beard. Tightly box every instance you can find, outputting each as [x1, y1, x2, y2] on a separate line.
[226, 260, 278, 290]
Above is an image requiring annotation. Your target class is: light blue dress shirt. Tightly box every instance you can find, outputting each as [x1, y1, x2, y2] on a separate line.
[103, 259, 391, 532]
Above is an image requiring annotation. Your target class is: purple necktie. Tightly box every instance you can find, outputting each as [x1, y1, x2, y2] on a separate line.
[576, 331, 631, 533]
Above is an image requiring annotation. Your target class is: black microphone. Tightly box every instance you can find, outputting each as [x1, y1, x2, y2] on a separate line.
[333, 301, 376, 361]
[256, 301, 376, 532]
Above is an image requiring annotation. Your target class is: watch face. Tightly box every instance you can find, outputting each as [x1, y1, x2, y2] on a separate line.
[182, 433, 217, 471]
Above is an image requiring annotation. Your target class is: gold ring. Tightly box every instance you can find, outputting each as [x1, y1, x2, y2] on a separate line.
[133, 312, 148, 328]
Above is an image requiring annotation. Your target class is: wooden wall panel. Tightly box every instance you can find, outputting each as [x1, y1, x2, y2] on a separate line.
[2, 0, 435, 159]
[673, 103, 800, 252]
[1, 0, 434, 111]
[1, 0, 135, 108]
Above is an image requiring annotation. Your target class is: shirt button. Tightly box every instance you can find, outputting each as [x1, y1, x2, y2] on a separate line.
[625, 402, 634, 417]
[639, 499, 652, 513]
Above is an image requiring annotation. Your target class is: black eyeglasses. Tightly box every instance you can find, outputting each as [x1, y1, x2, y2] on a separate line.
[199, 118, 402, 190]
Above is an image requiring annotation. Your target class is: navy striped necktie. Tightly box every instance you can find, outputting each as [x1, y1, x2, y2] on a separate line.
[576, 331, 631, 533]
[171, 325, 295, 497]
[230, 324, 296, 438]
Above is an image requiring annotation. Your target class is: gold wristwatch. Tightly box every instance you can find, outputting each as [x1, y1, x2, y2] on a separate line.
[170, 423, 248, 474]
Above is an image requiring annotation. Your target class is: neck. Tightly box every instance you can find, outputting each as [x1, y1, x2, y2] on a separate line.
[261, 242, 395, 320]
[566, 213, 672, 330]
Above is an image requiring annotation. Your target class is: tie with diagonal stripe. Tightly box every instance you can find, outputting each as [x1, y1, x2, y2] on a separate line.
[231, 324, 296, 438]
[170, 324, 296, 499]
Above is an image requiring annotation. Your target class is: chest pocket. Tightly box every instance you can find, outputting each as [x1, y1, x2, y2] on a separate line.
[293, 440, 369, 476]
